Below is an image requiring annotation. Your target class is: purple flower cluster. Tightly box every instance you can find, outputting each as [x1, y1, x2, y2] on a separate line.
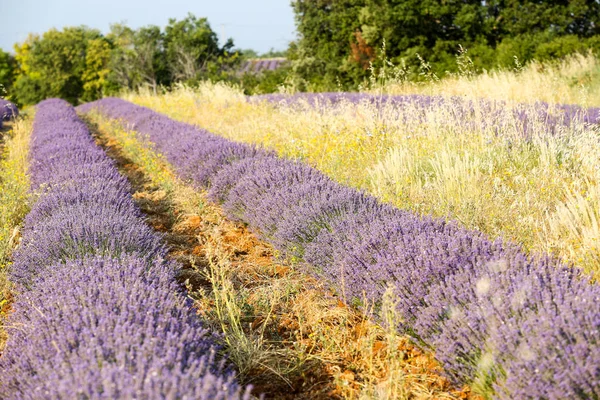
[0, 99, 19, 129]
[251, 92, 600, 137]
[0, 99, 18, 121]
[80, 98, 600, 399]
[1, 99, 250, 399]
[240, 58, 287, 74]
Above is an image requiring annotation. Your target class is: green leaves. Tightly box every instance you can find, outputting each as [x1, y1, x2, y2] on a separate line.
[9, 14, 236, 105]
[291, 0, 600, 88]
[0, 49, 15, 96]
[12, 27, 109, 105]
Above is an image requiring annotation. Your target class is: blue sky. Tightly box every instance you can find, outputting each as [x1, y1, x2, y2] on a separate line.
[0, 0, 296, 53]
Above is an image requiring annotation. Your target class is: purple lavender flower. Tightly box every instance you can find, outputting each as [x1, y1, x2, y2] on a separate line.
[248, 93, 600, 137]
[79, 97, 600, 399]
[2, 98, 250, 399]
[0, 98, 18, 121]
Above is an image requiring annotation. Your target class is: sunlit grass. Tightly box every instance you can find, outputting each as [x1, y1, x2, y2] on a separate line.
[127, 73, 600, 280]
[0, 116, 32, 351]
[375, 53, 600, 106]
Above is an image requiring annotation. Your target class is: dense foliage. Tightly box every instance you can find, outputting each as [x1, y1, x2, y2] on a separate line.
[8, 14, 239, 106]
[81, 98, 600, 399]
[290, 0, 600, 89]
[0, 49, 15, 95]
[5, 3, 600, 100]
[12, 27, 110, 105]
[0, 99, 250, 399]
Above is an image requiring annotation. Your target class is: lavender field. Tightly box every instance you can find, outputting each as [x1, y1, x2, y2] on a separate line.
[0, 99, 250, 399]
[78, 97, 600, 399]
[0, 86, 598, 399]
[4, 0, 600, 397]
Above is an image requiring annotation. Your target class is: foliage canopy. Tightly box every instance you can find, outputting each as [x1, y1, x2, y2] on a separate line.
[289, 0, 600, 89]
[9, 14, 238, 105]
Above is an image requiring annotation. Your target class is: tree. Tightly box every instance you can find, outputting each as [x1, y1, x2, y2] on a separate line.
[290, 0, 600, 88]
[164, 13, 235, 82]
[9, 13, 242, 102]
[107, 14, 234, 91]
[290, 0, 366, 89]
[498, 0, 600, 38]
[106, 23, 170, 93]
[82, 38, 112, 101]
[12, 27, 107, 105]
[132, 25, 170, 92]
[359, 0, 495, 73]
[106, 23, 138, 91]
[0, 49, 16, 96]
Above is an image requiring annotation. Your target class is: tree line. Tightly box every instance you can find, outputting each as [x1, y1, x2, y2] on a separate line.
[0, 13, 246, 105]
[2, 2, 600, 103]
[288, 0, 600, 89]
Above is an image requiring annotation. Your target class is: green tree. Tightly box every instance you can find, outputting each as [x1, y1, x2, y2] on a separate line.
[164, 13, 235, 82]
[82, 38, 112, 101]
[498, 0, 600, 38]
[291, 0, 600, 88]
[133, 25, 170, 91]
[106, 23, 169, 93]
[106, 23, 137, 91]
[360, 0, 498, 75]
[290, 0, 366, 89]
[13, 27, 107, 105]
[10, 13, 241, 102]
[0, 49, 15, 96]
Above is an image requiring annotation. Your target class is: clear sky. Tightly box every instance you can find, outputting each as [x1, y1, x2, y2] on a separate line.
[0, 0, 296, 54]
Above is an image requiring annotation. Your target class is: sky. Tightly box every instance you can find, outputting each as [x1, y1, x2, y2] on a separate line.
[0, 0, 296, 54]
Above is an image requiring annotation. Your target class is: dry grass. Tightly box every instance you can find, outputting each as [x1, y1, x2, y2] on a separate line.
[376, 53, 600, 106]
[127, 75, 600, 279]
[85, 112, 477, 399]
[0, 117, 33, 353]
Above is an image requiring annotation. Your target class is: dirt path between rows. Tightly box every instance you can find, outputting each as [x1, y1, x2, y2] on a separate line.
[91, 122, 341, 398]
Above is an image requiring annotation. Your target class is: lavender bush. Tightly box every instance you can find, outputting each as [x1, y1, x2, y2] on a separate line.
[240, 58, 286, 74]
[0, 99, 18, 121]
[1, 99, 250, 400]
[80, 98, 600, 399]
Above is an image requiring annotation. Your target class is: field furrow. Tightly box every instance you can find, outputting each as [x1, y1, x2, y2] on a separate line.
[0, 111, 30, 354]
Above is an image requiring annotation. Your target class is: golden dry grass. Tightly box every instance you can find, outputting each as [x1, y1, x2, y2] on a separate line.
[375, 53, 600, 106]
[126, 72, 600, 279]
[0, 116, 33, 353]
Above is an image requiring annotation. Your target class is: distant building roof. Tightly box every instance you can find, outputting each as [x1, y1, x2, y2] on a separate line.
[241, 58, 287, 74]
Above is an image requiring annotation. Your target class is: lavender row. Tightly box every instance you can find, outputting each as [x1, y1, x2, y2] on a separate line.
[1, 99, 249, 399]
[251, 92, 600, 137]
[0, 99, 19, 129]
[240, 58, 287, 74]
[79, 98, 600, 399]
